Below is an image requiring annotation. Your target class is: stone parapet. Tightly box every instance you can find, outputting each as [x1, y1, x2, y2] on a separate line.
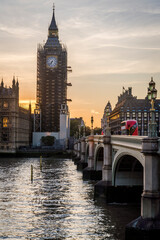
[142, 137, 158, 154]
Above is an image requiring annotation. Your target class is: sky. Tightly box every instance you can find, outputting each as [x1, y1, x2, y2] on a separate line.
[0, 0, 160, 127]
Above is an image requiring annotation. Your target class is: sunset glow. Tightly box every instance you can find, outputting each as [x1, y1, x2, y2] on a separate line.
[1, 0, 160, 127]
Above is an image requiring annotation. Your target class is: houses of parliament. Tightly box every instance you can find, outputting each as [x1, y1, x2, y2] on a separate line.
[0, 5, 71, 152]
[0, 4, 160, 153]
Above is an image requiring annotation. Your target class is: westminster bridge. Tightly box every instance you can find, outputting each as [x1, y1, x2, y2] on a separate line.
[73, 133, 160, 239]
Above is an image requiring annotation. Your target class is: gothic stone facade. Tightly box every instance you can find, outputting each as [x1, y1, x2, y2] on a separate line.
[109, 85, 160, 136]
[0, 78, 31, 152]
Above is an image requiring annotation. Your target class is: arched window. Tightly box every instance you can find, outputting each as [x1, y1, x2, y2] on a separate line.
[3, 101, 9, 108]
[3, 117, 9, 128]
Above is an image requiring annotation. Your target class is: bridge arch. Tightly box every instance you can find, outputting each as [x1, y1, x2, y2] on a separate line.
[94, 143, 104, 170]
[112, 149, 144, 186]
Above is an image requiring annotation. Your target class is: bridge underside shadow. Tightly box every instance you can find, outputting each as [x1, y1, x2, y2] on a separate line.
[115, 155, 143, 186]
[95, 155, 143, 203]
[77, 145, 89, 171]
[83, 146, 103, 180]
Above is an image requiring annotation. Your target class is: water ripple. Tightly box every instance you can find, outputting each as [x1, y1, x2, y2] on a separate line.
[0, 158, 140, 240]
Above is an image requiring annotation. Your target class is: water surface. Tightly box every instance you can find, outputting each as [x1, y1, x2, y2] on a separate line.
[0, 158, 140, 240]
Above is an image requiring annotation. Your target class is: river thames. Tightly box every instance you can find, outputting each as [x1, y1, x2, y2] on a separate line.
[0, 158, 140, 240]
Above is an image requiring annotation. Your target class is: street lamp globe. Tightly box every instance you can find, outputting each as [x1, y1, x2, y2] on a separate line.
[91, 116, 94, 135]
[149, 77, 155, 91]
[147, 88, 151, 101]
[152, 88, 157, 100]
[147, 77, 157, 137]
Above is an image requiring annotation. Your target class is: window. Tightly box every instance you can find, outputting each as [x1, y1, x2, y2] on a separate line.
[3, 117, 9, 128]
[3, 101, 8, 108]
[144, 119, 148, 124]
[144, 112, 147, 118]
[2, 131, 9, 142]
[144, 131, 147, 136]
[127, 112, 130, 117]
[132, 112, 136, 119]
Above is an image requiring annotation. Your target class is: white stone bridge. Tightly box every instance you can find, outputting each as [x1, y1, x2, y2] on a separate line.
[73, 134, 160, 239]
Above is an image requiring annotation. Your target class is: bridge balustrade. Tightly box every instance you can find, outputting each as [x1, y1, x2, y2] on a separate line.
[74, 134, 160, 239]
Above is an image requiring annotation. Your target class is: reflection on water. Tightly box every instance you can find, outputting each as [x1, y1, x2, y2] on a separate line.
[0, 158, 140, 240]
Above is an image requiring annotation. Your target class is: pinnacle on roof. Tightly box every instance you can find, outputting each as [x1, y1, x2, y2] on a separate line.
[49, 4, 58, 31]
[1, 78, 4, 87]
[12, 75, 16, 86]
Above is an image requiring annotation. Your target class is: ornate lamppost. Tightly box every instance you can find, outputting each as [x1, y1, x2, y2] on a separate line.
[148, 77, 157, 137]
[78, 125, 81, 139]
[91, 116, 94, 135]
[105, 107, 111, 136]
[83, 122, 86, 137]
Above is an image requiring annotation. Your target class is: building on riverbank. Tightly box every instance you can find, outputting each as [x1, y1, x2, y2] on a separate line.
[101, 101, 112, 133]
[0, 77, 32, 153]
[108, 79, 160, 136]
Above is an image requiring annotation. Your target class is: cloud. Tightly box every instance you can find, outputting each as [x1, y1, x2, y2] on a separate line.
[0, 25, 41, 39]
[0, 54, 35, 63]
[91, 110, 100, 115]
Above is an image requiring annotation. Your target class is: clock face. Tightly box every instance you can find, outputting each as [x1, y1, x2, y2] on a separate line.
[46, 56, 58, 68]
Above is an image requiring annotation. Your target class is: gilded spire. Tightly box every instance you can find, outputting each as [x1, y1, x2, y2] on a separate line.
[49, 3, 58, 31]
[45, 4, 60, 47]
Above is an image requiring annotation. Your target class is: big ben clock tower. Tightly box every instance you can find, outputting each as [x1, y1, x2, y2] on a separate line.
[36, 5, 69, 132]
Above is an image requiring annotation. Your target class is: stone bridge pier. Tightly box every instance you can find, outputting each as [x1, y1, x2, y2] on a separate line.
[77, 137, 88, 170]
[73, 133, 160, 239]
[94, 134, 113, 200]
[73, 139, 81, 163]
[125, 137, 160, 239]
[94, 135, 143, 203]
[83, 134, 102, 180]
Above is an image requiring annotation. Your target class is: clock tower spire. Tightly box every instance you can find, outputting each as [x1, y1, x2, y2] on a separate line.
[36, 4, 68, 133]
[48, 3, 58, 38]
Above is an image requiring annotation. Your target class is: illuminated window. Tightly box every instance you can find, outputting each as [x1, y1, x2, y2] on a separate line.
[3, 117, 9, 128]
[3, 101, 8, 108]
[127, 112, 130, 117]
[132, 112, 136, 119]
[144, 112, 147, 118]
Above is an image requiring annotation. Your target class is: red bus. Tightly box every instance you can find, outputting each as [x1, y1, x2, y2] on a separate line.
[121, 120, 138, 136]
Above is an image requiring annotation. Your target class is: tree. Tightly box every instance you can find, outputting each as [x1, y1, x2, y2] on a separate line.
[41, 136, 55, 146]
[94, 127, 102, 135]
[85, 126, 91, 136]
[70, 119, 80, 137]
[70, 118, 91, 137]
